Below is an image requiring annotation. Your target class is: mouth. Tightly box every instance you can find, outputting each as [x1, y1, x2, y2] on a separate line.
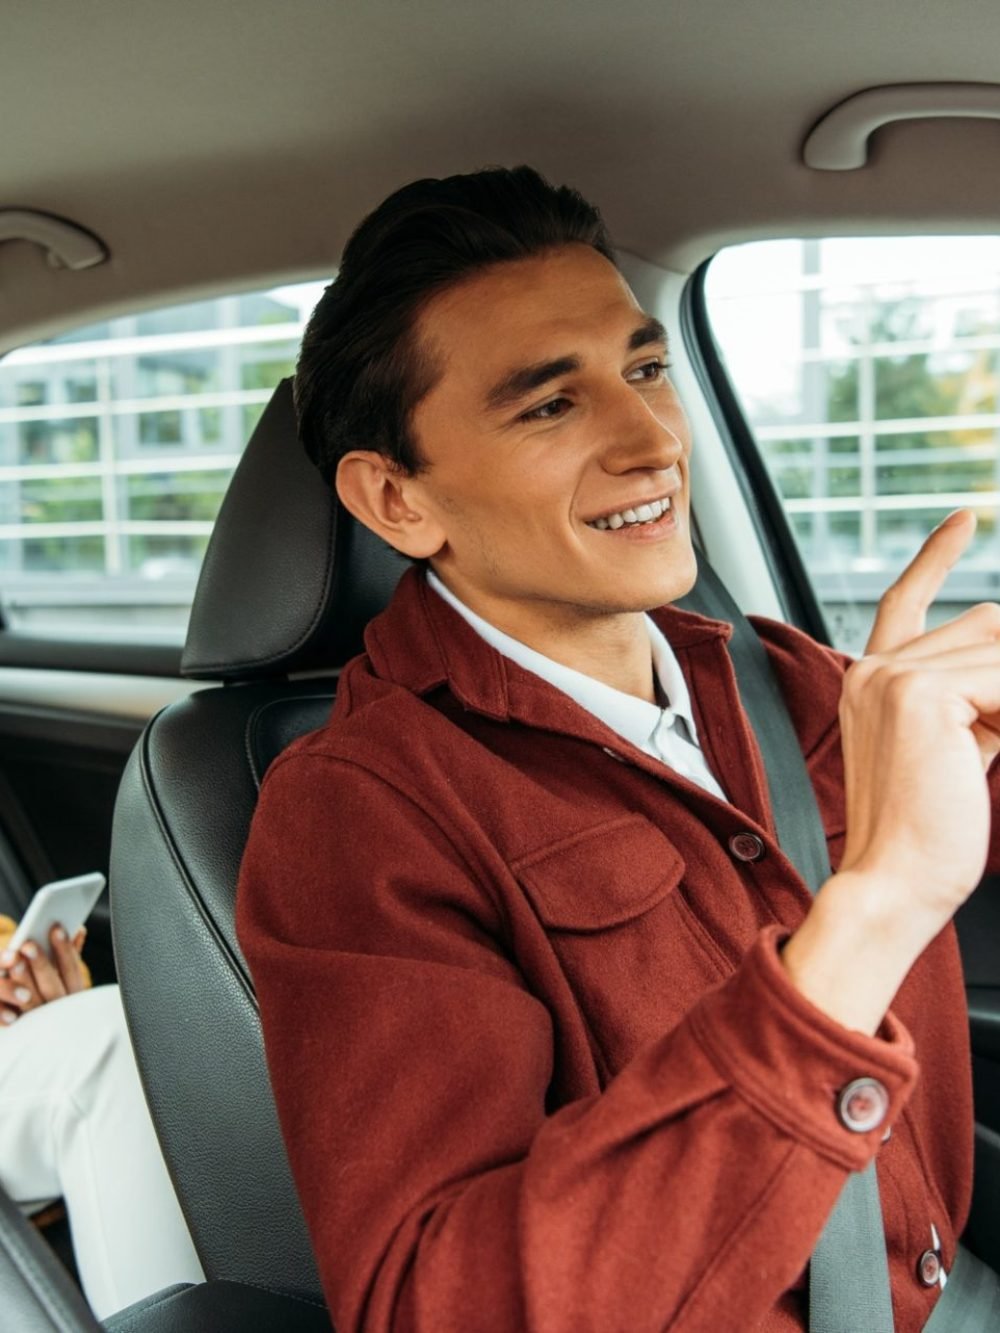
[584, 493, 674, 530]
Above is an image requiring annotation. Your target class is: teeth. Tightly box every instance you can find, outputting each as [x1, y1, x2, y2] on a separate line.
[587, 496, 672, 530]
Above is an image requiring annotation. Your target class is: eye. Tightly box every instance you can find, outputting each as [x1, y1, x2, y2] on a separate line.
[627, 358, 673, 383]
[520, 396, 572, 423]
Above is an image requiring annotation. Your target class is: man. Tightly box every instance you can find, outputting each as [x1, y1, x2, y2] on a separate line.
[236, 166, 1000, 1331]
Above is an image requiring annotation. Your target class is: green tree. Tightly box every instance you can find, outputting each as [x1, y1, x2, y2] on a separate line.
[825, 303, 956, 433]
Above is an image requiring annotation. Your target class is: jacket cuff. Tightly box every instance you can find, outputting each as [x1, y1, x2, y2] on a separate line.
[688, 925, 918, 1171]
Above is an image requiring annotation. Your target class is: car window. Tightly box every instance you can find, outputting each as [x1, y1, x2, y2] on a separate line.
[0, 279, 329, 640]
[704, 238, 1000, 653]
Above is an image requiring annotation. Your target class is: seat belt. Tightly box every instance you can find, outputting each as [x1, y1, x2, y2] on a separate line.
[682, 562, 1000, 1332]
[680, 563, 895, 1332]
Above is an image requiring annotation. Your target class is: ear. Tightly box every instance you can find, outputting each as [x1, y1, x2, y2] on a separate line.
[335, 451, 446, 559]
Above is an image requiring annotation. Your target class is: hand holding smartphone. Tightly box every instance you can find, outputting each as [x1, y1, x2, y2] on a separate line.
[8, 873, 106, 958]
[0, 874, 105, 1023]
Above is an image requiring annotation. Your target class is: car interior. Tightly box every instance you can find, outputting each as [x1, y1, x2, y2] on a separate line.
[5, 1, 1000, 1328]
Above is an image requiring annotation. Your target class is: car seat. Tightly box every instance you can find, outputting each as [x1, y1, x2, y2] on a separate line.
[109, 379, 409, 1318]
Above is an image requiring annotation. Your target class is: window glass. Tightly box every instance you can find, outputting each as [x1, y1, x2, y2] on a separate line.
[0, 279, 328, 637]
[705, 239, 1000, 654]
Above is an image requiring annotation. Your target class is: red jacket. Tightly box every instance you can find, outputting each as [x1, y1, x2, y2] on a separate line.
[237, 566, 990, 1332]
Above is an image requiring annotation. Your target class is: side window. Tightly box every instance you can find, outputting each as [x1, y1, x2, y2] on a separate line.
[0, 280, 328, 638]
[704, 239, 1000, 653]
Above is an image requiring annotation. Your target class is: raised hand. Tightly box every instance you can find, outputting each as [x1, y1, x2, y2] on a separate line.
[783, 509, 1000, 1033]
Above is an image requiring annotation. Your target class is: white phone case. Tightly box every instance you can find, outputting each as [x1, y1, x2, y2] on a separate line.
[8, 873, 107, 957]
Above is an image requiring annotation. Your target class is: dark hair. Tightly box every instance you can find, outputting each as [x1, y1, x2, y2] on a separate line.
[294, 165, 616, 484]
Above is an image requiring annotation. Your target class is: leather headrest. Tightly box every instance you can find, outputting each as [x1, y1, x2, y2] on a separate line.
[181, 379, 410, 681]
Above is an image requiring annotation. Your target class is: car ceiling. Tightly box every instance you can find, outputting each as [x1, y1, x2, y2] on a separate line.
[4, 0, 1000, 348]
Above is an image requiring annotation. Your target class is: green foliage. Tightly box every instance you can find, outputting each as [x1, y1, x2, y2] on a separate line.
[824, 304, 958, 428]
[20, 476, 103, 523]
[22, 536, 104, 572]
[127, 471, 228, 522]
[18, 419, 98, 465]
[241, 352, 296, 391]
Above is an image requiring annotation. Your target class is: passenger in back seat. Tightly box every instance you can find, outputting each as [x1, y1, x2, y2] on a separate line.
[0, 918, 203, 1317]
[238, 166, 1000, 1331]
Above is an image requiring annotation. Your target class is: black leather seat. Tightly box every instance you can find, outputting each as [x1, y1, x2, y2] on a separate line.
[109, 380, 409, 1317]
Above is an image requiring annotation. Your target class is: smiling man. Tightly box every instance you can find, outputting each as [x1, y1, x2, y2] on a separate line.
[343, 243, 696, 702]
[237, 167, 1000, 1331]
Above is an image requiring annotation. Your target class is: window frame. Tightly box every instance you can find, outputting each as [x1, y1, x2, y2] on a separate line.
[681, 259, 833, 646]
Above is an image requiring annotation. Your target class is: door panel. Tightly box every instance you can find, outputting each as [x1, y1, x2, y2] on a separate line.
[0, 667, 194, 986]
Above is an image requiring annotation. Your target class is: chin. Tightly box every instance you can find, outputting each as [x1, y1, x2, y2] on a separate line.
[640, 555, 699, 610]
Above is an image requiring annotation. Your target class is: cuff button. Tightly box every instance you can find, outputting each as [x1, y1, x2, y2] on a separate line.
[837, 1077, 889, 1133]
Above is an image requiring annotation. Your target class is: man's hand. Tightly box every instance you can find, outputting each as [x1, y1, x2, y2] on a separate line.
[841, 509, 1000, 904]
[783, 509, 1000, 1033]
[864, 509, 982, 653]
[0, 924, 87, 1027]
[865, 512, 1000, 771]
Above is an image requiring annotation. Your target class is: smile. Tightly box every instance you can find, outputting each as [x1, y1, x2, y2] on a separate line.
[585, 496, 672, 530]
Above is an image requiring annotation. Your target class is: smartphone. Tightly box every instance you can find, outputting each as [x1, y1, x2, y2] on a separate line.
[8, 873, 107, 958]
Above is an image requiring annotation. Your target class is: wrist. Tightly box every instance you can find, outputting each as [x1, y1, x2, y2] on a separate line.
[781, 870, 938, 1035]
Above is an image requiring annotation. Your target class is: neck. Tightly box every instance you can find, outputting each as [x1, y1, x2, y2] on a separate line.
[530, 614, 655, 702]
[431, 570, 657, 704]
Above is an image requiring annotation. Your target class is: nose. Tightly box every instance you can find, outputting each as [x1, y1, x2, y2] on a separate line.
[596, 379, 687, 476]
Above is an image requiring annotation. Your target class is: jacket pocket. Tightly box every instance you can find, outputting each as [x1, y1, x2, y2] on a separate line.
[514, 814, 684, 932]
[513, 815, 726, 1070]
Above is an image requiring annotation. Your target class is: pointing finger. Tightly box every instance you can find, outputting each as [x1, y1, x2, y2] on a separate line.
[866, 509, 976, 655]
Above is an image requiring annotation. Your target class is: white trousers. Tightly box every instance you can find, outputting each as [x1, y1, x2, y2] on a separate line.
[0, 983, 204, 1319]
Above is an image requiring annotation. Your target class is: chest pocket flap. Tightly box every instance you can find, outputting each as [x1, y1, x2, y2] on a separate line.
[514, 814, 685, 933]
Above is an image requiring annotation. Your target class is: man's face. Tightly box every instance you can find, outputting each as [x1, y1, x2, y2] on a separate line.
[402, 243, 697, 636]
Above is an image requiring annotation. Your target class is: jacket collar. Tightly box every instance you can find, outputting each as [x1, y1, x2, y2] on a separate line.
[363, 565, 733, 726]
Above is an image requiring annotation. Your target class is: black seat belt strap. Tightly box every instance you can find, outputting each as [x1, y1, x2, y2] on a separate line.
[679, 563, 895, 1332]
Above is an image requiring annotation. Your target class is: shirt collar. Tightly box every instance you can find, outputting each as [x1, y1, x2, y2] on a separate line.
[425, 569, 702, 751]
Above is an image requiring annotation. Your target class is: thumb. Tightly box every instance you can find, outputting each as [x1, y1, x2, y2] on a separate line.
[866, 509, 976, 654]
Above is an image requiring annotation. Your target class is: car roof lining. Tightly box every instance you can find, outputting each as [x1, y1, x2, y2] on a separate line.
[4, 0, 1000, 347]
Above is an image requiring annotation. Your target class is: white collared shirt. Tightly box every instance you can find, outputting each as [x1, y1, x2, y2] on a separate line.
[426, 570, 729, 803]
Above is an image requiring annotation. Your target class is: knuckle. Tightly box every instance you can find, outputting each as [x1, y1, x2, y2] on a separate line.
[844, 655, 883, 693]
[883, 667, 926, 708]
[844, 656, 871, 686]
[971, 601, 1000, 633]
[846, 653, 916, 705]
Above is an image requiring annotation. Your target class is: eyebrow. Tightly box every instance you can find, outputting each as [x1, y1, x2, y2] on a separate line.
[483, 315, 669, 414]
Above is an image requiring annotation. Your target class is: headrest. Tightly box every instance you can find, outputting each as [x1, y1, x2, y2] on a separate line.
[181, 380, 410, 681]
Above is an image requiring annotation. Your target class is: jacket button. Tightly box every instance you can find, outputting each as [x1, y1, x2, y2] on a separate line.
[917, 1249, 942, 1287]
[729, 832, 765, 862]
[837, 1077, 889, 1132]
